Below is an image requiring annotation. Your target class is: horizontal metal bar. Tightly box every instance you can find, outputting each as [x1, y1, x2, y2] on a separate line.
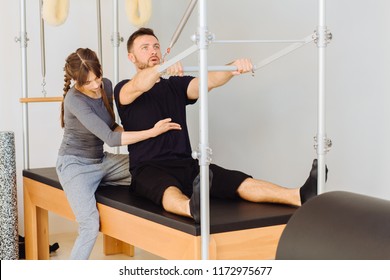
[213, 39, 309, 44]
[182, 65, 237, 72]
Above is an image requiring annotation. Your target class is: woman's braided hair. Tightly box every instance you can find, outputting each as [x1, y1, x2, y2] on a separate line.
[61, 48, 115, 128]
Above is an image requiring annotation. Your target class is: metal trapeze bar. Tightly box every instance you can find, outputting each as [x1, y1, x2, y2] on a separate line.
[253, 34, 315, 71]
[159, 34, 314, 75]
[182, 65, 236, 72]
[213, 39, 310, 44]
[157, 44, 199, 73]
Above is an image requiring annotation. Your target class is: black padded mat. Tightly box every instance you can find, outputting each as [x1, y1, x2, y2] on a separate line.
[24, 167, 296, 236]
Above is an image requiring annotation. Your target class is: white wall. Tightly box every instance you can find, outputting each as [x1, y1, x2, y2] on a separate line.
[1, 0, 389, 236]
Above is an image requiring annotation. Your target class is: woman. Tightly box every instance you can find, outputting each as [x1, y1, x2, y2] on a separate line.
[56, 48, 181, 259]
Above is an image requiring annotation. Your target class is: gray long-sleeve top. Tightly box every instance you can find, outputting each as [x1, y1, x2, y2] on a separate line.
[58, 78, 121, 159]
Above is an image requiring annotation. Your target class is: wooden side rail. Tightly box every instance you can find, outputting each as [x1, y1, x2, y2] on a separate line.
[19, 97, 63, 103]
[23, 174, 289, 260]
[23, 177, 133, 260]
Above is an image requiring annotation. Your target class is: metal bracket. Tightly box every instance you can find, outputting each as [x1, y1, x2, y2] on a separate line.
[41, 78, 47, 97]
[15, 32, 29, 48]
[314, 135, 332, 154]
[192, 146, 213, 165]
[111, 32, 123, 47]
[313, 27, 332, 47]
[191, 31, 215, 47]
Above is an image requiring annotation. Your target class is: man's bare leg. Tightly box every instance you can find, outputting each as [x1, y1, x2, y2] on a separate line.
[237, 178, 302, 206]
[160, 160, 324, 221]
[161, 186, 192, 217]
[237, 159, 322, 206]
[161, 172, 209, 223]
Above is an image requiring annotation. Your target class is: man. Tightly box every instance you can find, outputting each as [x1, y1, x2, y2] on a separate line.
[114, 28, 323, 223]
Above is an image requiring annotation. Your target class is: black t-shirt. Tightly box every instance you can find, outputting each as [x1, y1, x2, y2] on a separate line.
[114, 76, 196, 171]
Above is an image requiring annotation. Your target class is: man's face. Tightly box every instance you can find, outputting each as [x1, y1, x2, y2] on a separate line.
[128, 35, 162, 70]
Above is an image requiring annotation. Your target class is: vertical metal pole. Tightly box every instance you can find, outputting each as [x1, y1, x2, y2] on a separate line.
[96, 0, 103, 64]
[198, 0, 210, 260]
[39, 0, 46, 97]
[317, 0, 327, 194]
[19, 0, 29, 169]
[112, 0, 120, 86]
[112, 0, 121, 154]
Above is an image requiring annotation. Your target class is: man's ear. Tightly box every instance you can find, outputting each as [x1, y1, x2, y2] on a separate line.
[128, 53, 136, 63]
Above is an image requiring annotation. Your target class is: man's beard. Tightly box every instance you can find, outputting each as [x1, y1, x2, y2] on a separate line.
[136, 61, 149, 70]
[134, 57, 160, 70]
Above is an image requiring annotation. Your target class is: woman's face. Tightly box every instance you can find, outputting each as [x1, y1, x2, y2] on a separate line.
[80, 71, 102, 94]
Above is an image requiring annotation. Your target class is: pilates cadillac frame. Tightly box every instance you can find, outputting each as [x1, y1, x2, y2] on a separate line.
[17, 0, 331, 260]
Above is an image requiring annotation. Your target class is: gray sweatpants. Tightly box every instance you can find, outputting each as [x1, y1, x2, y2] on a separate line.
[56, 152, 131, 259]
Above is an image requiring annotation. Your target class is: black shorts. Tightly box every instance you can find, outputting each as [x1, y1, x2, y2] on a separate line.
[130, 158, 252, 205]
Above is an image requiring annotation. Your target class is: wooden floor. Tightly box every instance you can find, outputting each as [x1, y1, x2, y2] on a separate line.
[48, 231, 163, 260]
